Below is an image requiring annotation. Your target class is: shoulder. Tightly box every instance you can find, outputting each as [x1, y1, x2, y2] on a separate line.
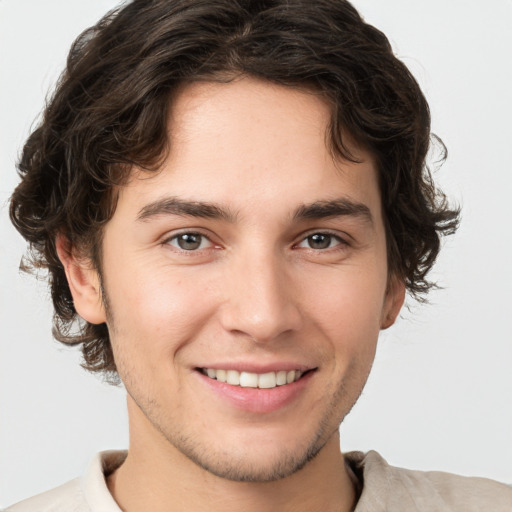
[4, 451, 126, 512]
[4, 478, 87, 512]
[346, 450, 512, 512]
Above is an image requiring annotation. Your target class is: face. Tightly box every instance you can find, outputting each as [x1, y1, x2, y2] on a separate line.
[69, 77, 404, 482]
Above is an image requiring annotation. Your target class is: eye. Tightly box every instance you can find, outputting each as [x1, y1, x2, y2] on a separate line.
[167, 232, 212, 251]
[297, 233, 344, 250]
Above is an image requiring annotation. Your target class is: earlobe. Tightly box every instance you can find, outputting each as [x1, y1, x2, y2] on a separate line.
[55, 234, 107, 325]
[381, 277, 406, 329]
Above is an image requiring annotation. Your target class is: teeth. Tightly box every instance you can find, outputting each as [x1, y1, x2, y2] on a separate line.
[276, 370, 287, 386]
[226, 370, 240, 385]
[239, 371, 258, 388]
[258, 372, 276, 389]
[202, 368, 305, 389]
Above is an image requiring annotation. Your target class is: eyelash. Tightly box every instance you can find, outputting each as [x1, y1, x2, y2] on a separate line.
[294, 231, 348, 251]
[164, 231, 215, 252]
[162, 230, 349, 253]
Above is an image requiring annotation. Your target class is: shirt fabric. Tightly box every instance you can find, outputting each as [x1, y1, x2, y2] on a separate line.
[5, 450, 512, 511]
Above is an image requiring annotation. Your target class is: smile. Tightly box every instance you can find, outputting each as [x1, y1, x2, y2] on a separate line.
[200, 368, 305, 389]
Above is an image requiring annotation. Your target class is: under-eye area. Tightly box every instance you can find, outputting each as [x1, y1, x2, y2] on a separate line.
[198, 368, 316, 389]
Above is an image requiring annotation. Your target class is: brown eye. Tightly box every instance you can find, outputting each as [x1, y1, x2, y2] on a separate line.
[168, 233, 211, 251]
[308, 233, 331, 249]
[307, 233, 332, 249]
[297, 233, 344, 250]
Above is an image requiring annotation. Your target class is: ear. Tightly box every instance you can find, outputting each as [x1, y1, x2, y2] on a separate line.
[380, 276, 406, 330]
[55, 234, 107, 324]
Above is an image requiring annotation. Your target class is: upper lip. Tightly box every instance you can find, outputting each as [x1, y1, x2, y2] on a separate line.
[194, 362, 316, 373]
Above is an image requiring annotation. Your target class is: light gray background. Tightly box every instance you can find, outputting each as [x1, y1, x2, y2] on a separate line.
[1, 0, 511, 507]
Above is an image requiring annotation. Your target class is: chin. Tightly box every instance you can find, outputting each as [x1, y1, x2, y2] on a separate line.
[175, 434, 329, 482]
[158, 412, 338, 483]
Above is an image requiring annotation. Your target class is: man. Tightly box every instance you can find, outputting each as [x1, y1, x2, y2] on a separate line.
[5, 0, 511, 510]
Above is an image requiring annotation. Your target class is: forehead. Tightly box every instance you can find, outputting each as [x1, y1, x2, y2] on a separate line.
[119, 77, 381, 223]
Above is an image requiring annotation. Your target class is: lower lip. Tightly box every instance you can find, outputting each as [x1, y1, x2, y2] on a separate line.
[197, 370, 314, 414]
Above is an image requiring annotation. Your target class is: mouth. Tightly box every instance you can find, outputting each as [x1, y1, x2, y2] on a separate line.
[198, 368, 312, 389]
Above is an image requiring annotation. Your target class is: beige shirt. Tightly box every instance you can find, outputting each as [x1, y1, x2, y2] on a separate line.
[5, 450, 512, 511]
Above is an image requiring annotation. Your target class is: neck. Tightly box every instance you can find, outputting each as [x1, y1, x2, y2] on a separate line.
[107, 401, 356, 512]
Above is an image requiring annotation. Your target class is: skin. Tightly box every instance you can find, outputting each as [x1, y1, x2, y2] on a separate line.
[58, 77, 404, 512]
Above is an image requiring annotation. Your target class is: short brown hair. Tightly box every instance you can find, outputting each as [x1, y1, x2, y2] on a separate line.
[10, 0, 459, 378]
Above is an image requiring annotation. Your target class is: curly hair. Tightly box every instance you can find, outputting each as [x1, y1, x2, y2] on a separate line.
[10, 0, 459, 377]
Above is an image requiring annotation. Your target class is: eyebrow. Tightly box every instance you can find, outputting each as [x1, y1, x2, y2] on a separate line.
[137, 197, 237, 222]
[293, 198, 373, 224]
[136, 196, 373, 225]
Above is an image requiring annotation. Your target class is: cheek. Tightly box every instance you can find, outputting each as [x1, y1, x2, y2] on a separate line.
[303, 263, 387, 350]
[103, 257, 220, 358]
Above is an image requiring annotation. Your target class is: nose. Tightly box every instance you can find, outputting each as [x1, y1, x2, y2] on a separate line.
[219, 249, 303, 343]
